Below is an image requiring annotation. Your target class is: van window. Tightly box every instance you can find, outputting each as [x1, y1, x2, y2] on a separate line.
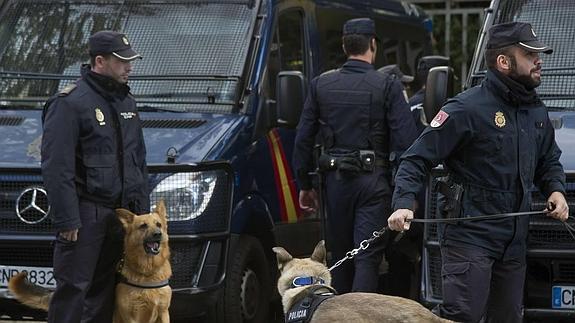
[267, 10, 306, 100]
[0, 0, 258, 112]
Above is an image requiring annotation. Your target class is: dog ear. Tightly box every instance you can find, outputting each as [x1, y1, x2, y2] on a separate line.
[155, 199, 168, 225]
[272, 247, 293, 272]
[116, 208, 135, 226]
[310, 240, 326, 265]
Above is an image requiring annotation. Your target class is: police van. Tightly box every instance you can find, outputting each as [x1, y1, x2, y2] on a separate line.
[0, 0, 432, 321]
[421, 0, 575, 321]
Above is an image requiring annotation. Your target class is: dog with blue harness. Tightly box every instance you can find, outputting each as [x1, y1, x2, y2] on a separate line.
[273, 241, 453, 323]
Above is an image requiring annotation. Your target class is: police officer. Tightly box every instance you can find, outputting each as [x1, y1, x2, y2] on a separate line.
[408, 55, 449, 135]
[293, 18, 418, 294]
[41, 30, 149, 323]
[388, 22, 569, 322]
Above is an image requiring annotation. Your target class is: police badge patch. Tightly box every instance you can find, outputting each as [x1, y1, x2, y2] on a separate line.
[95, 108, 106, 126]
[430, 110, 449, 128]
[495, 111, 506, 128]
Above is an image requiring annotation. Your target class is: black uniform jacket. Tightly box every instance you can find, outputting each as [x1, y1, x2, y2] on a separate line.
[393, 69, 565, 259]
[293, 59, 418, 190]
[42, 65, 150, 231]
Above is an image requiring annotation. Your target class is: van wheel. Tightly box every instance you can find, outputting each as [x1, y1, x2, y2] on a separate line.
[223, 235, 270, 323]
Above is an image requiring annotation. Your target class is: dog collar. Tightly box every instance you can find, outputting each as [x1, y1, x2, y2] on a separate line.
[292, 276, 325, 288]
[119, 274, 170, 289]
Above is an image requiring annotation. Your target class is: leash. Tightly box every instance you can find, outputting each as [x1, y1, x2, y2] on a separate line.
[328, 227, 388, 271]
[406, 210, 549, 223]
[328, 209, 575, 272]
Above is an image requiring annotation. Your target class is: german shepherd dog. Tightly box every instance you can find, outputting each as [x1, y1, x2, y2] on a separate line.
[8, 201, 172, 323]
[273, 241, 453, 323]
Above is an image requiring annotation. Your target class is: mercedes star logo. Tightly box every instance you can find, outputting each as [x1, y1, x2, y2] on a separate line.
[16, 187, 50, 224]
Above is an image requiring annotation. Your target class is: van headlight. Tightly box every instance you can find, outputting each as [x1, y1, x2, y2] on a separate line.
[150, 171, 218, 221]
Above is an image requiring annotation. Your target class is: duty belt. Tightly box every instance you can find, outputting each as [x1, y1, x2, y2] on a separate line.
[319, 149, 389, 173]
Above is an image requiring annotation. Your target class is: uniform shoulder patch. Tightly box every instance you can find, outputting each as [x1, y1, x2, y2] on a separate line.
[58, 83, 77, 96]
[430, 110, 449, 128]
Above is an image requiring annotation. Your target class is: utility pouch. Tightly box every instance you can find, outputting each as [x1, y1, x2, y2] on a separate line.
[359, 150, 375, 172]
[325, 149, 363, 176]
[435, 176, 464, 219]
[318, 153, 338, 171]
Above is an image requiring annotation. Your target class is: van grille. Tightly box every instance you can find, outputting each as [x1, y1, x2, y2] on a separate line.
[556, 262, 575, 281]
[0, 176, 53, 234]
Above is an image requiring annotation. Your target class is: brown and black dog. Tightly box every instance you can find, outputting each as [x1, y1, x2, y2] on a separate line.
[8, 201, 172, 323]
[273, 241, 454, 323]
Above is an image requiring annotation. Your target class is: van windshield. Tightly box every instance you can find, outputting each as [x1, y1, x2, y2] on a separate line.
[0, 0, 257, 113]
[476, 0, 575, 111]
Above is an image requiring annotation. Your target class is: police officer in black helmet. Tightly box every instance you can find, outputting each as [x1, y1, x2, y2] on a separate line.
[42, 30, 149, 322]
[293, 18, 418, 293]
[388, 22, 569, 322]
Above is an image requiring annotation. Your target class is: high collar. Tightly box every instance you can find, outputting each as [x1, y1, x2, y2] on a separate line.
[81, 64, 130, 100]
[341, 59, 374, 72]
[484, 68, 542, 107]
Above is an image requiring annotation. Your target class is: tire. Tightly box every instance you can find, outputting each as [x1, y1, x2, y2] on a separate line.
[220, 235, 271, 323]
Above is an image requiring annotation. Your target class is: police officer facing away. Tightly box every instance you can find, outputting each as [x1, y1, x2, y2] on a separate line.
[41, 31, 149, 323]
[388, 22, 569, 322]
[293, 18, 418, 294]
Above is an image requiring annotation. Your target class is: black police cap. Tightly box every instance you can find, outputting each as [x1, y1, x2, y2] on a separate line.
[417, 55, 449, 73]
[89, 31, 142, 61]
[487, 22, 552, 54]
[378, 64, 414, 83]
[343, 18, 378, 39]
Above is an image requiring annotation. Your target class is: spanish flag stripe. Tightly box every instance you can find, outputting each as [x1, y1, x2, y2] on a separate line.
[266, 131, 288, 222]
[271, 129, 299, 221]
[267, 129, 299, 223]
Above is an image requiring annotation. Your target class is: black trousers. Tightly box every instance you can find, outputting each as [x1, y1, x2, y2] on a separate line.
[437, 244, 526, 323]
[324, 168, 391, 294]
[48, 201, 123, 323]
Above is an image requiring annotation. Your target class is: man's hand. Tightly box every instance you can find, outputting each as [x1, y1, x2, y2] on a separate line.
[388, 209, 414, 231]
[59, 229, 79, 242]
[546, 191, 569, 222]
[299, 189, 319, 214]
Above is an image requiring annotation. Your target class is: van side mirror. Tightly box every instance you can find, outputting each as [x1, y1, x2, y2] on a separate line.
[423, 66, 454, 123]
[276, 71, 306, 128]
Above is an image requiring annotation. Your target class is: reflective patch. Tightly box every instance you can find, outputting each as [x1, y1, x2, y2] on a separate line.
[430, 110, 449, 128]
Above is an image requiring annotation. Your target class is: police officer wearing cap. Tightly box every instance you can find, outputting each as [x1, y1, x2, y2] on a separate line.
[293, 18, 418, 294]
[387, 22, 569, 322]
[42, 30, 149, 322]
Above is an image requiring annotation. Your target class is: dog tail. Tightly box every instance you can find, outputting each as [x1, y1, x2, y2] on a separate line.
[8, 272, 51, 311]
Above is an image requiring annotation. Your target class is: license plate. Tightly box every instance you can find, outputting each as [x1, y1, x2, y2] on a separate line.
[0, 265, 56, 289]
[552, 285, 575, 309]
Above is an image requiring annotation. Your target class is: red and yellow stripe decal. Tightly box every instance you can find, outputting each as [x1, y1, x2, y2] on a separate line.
[266, 129, 300, 223]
